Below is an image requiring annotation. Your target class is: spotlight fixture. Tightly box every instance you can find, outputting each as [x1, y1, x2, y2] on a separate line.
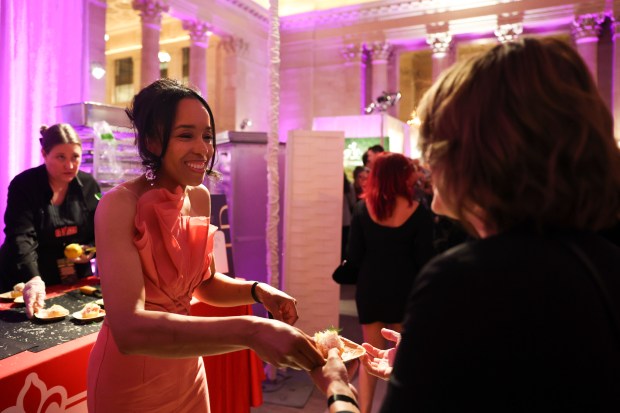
[239, 118, 252, 130]
[90, 63, 106, 80]
[364, 91, 401, 114]
[158, 51, 171, 63]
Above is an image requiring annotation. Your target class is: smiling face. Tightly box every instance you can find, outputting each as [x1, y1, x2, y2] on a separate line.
[156, 98, 214, 189]
[43, 143, 82, 186]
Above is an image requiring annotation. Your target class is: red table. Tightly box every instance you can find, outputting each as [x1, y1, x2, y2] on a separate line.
[0, 284, 265, 412]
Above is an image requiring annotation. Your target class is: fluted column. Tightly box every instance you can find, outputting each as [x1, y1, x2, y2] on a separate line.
[427, 31, 453, 81]
[340, 44, 368, 114]
[182, 20, 211, 98]
[367, 41, 394, 109]
[132, 0, 169, 88]
[572, 13, 604, 84]
[217, 36, 249, 131]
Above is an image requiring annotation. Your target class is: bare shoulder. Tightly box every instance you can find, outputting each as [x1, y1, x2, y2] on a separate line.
[187, 184, 211, 217]
[96, 181, 142, 222]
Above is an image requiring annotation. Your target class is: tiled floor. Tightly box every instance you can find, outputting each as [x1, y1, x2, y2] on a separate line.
[251, 285, 388, 413]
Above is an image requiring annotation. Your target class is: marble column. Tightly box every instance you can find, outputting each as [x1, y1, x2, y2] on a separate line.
[340, 44, 368, 114]
[182, 20, 212, 98]
[85, 0, 107, 103]
[217, 36, 249, 132]
[427, 32, 452, 82]
[132, 0, 169, 88]
[367, 41, 394, 107]
[611, 16, 620, 140]
[572, 13, 603, 84]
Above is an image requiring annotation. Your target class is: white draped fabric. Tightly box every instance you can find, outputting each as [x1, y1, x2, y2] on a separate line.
[266, 0, 280, 290]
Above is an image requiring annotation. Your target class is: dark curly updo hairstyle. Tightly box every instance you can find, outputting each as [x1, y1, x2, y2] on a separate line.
[125, 78, 217, 176]
[39, 123, 81, 154]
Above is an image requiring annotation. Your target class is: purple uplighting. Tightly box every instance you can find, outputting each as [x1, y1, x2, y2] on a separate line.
[0, 0, 86, 244]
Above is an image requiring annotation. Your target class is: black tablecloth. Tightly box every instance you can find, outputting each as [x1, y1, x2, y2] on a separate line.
[0, 290, 103, 360]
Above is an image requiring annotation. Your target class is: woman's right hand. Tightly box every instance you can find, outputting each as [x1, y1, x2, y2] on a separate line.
[250, 318, 325, 371]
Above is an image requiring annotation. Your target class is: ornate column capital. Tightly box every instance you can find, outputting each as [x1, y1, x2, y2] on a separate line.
[218, 36, 249, 56]
[365, 41, 393, 62]
[426, 32, 452, 55]
[572, 13, 604, 44]
[132, 0, 169, 29]
[339, 44, 365, 65]
[182, 20, 212, 48]
[495, 23, 523, 43]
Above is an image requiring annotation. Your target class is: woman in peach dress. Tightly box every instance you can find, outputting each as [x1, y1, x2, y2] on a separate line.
[87, 79, 324, 412]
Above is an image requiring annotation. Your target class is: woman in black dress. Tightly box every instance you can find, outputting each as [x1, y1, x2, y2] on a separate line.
[346, 152, 435, 413]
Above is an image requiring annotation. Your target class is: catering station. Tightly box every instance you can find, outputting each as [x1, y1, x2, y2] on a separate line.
[0, 281, 265, 413]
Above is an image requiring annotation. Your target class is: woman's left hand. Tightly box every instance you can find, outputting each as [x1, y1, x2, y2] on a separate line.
[255, 283, 299, 326]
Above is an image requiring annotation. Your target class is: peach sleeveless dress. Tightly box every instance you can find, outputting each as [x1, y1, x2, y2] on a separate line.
[88, 187, 217, 412]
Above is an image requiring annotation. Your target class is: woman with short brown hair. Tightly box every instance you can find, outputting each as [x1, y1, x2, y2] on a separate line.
[311, 37, 620, 412]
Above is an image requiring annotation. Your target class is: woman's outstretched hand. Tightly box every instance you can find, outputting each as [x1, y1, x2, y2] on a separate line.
[250, 318, 325, 371]
[255, 283, 299, 326]
[361, 328, 401, 380]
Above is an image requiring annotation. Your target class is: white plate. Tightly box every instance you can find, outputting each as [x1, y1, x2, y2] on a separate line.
[0, 291, 22, 301]
[13, 296, 24, 304]
[34, 307, 70, 321]
[94, 298, 104, 307]
[340, 337, 366, 363]
[72, 309, 106, 321]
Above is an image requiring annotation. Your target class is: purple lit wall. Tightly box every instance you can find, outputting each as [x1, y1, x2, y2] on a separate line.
[0, 0, 86, 244]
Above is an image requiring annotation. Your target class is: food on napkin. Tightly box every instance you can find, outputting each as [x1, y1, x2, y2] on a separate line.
[80, 302, 103, 319]
[37, 304, 69, 318]
[314, 328, 345, 358]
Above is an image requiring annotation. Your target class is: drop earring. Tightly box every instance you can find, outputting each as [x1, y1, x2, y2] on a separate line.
[145, 165, 156, 187]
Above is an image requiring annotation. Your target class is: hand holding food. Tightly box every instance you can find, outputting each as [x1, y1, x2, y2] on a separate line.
[310, 347, 359, 398]
[23, 276, 46, 319]
[361, 328, 401, 381]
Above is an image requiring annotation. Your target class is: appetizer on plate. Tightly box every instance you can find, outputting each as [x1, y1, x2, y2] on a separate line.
[314, 328, 365, 362]
[0, 282, 25, 300]
[73, 302, 105, 320]
[314, 328, 345, 358]
[35, 304, 70, 319]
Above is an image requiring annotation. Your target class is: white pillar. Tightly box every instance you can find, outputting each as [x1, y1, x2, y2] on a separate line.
[182, 20, 211, 98]
[132, 0, 169, 88]
[572, 13, 603, 85]
[427, 32, 453, 82]
[340, 44, 368, 114]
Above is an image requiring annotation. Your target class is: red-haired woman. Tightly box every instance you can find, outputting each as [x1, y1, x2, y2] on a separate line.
[346, 152, 435, 413]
